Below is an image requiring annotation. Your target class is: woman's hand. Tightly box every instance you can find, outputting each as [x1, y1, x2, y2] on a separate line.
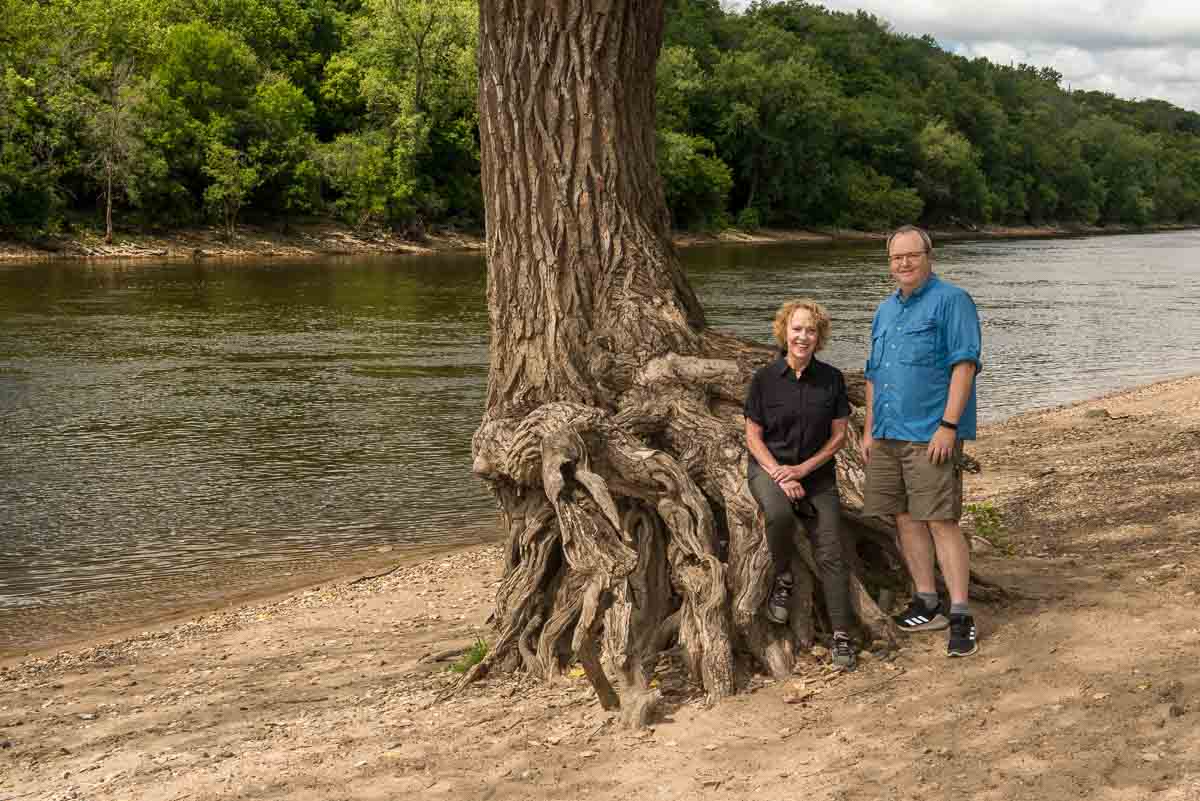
[767, 463, 790, 482]
[771, 463, 810, 483]
[778, 478, 806, 500]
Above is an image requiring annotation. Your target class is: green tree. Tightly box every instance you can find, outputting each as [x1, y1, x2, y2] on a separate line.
[247, 73, 319, 219]
[1072, 116, 1158, 224]
[203, 141, 260, 237]
[658, 131, 732, 229]
[709, 44, 842, 223]
[154, 21, 258, 124]
[348, 0, 480, 229]
[316, 131, 392, 229]
[834, 161, 923, 229]
[81, 64, 161, 242]
[914, 119, 990, 222]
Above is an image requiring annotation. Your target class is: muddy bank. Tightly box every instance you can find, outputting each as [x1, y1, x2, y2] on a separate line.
[3, 221, 1195, 262]
[0, 224, 486, 262]
[2, 375, 1198, 801]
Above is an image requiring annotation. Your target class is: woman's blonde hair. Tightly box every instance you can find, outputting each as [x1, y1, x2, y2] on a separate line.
[772, 299, 831, 352]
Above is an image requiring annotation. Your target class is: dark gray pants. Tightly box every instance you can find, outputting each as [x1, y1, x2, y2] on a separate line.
[748, 462, 853, 632]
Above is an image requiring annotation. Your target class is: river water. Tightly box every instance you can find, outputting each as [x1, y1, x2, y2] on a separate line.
[2, 231, 1199, 653]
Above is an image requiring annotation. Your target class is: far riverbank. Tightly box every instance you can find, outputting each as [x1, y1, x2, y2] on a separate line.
[2, 220, 1196, 261]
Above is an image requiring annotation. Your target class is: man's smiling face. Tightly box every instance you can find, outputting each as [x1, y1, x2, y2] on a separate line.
[888, 230, 933, 294]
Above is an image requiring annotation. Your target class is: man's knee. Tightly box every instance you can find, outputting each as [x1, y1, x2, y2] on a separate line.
[927, 519, 965, 541]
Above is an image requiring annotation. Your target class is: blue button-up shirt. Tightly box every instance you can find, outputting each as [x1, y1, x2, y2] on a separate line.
[865, 274, 982, 441]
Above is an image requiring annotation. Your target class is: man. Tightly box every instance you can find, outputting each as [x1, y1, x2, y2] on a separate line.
[862, 225, 982, 657]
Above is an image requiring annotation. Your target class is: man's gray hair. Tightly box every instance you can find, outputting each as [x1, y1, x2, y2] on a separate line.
[887, 225, 933, 254]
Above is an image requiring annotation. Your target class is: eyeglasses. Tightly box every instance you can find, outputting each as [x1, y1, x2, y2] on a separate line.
[889, 250, 928, 265]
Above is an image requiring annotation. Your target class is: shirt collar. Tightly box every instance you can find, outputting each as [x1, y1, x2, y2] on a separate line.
[775, 355, 818, 378]
[895, 273, 939, 304]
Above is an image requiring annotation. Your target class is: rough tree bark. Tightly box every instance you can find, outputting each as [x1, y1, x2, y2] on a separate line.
[462, 0, 1000, 726]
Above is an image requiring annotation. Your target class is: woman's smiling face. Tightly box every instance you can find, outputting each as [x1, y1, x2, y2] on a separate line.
[787, 307, 820, 364]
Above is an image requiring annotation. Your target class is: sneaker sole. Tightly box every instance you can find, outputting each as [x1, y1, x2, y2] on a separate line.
[894, 614, 949, 633]
[947, 643, 979, 657]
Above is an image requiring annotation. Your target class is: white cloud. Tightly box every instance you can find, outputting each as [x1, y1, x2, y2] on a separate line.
[755, 1, 1200, 111]
[823, 0, 1200, 49]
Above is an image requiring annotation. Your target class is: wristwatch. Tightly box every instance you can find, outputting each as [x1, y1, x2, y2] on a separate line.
[939, 419, 958, 431]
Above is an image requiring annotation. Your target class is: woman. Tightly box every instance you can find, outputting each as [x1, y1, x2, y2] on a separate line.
[743, 298, 856, 670]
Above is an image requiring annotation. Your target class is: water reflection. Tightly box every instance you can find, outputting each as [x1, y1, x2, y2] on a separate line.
[2, 232, 1199, 651]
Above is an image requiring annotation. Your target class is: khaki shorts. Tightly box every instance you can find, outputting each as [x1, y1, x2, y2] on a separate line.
[863, 439, 963, 521]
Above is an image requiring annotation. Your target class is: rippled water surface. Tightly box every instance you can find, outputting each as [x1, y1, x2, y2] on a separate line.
[3, 231, 1199, 651]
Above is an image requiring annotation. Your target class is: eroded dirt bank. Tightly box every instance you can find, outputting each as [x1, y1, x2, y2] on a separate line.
[3, 221, 1194, 262]
[2, 376, 1199, 801]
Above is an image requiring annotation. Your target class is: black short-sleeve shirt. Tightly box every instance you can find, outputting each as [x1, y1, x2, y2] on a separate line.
[743, 356, 851, 490]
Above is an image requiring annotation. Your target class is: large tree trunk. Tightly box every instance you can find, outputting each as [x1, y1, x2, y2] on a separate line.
[464, 0, 998, 726]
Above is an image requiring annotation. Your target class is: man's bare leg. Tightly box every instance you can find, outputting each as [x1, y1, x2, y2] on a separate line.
[928, 519, 970, 607]
[896, 512, 937, 595]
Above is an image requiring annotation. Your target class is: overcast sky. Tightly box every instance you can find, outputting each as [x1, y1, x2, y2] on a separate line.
[730, 1, 1200, 112]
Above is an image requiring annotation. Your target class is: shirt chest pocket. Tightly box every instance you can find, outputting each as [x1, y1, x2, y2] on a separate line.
[766, 390, 834, 427]
[899, 319, 940, 367]
[870, 332, 886, 369]
[764, 399, 798, 429]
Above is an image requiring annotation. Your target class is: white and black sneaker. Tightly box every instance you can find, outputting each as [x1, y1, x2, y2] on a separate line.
[947, 613, 979, 657]
[892, 596, 949, 632]
[765, 572, 793, 624]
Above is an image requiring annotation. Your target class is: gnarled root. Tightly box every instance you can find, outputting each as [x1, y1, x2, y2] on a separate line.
[458, 359, 1005, 721]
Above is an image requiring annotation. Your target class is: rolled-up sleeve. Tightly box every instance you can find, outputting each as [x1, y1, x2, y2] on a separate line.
[944, 291, 983, 373]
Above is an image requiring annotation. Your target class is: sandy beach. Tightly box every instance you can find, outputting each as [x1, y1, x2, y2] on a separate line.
[2, 374, 1199, 801]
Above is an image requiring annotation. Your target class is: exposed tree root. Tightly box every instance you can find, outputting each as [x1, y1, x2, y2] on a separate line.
[451, 339, 1007, 726]
[454, 369, 1007, 722]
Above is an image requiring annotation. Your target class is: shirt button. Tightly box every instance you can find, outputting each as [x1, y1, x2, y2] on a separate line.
[885, 362, 890, 367]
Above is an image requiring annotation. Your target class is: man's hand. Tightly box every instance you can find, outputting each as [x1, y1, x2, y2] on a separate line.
[860, 432, 875, 464]
[927, 426, 956, 465]
[767, 463, 789, 482]
[778, 478, 806, 500]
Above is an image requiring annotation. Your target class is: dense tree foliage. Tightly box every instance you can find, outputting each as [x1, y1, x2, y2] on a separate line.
[3, 0, 1199, 236]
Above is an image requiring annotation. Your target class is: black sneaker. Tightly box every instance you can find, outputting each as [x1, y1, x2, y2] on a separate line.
[947, 613, 979, 657]
[765, 572, 793, 624]
[831, 633, 857, 671]
[892, 596, 949, 632]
